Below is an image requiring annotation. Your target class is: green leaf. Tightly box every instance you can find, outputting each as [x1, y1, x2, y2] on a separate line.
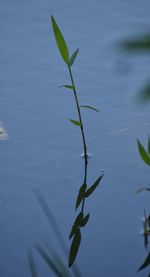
[69, 48, 79, 67]
[69, 228, 81, 267]
[80, 105, 100, 112]
[148, 136, 150, 154]
[69, 212, 83, 240]
[51, 15, 69, 64]
[85, 175, 103, 198]
[59, 85, 74, 90]
[76, 183, 87, 210]
[137, 83, 150, 104]
[138, 252, 150, 272]
[137, 139, 150, 166]
[69, 119, 82, 127]
[121, 34, 150, 52]
[80, 213, 90, 227]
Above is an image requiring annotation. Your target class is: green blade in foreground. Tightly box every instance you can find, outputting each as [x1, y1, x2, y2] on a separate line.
[137, 139, 150, 166]
[148, 136, 150, 154]
[80, 105, 100, 112]
[69, 48, 79, 67]
[121, 34, 150, 52]
[51, 15, 69, 64]
[137, 83, 150, 104]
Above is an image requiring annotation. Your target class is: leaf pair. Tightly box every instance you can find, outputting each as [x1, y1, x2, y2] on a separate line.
[51, 15, 79, 66]
[69, 212, 90, 240]
[137, 138, 150, 166]
[75, 175, 103, 210]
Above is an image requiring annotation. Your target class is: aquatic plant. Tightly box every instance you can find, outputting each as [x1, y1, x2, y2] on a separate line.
[136, 139, 150, 273]
[51, 15, 103, 267]
[121, 33, 150, 274]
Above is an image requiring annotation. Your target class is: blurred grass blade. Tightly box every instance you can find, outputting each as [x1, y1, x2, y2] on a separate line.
[138, 252, 150, 272]
[148, 136, 150, 154]
[69, 228, 81, 267]
[80, 105, 100, 112]
[51, 252, 73, 277]
[69, 48, 79, 67]
[51, 15, 69, 64]
[137, 139, 150, 166]
[137, 83, 150, 104]
[36, 245, 63, 277]
[34, 190, 82, 277]
[69, 212, 83, 240]
[121, 34, 150, 52]
[27, 250, 39, 277]
[69, 119, 82, 127]
[34, 190, 68, 256]
[85, 175, 103, 198]
[59, 85, 74, 90]
[76, 183, 87, 210]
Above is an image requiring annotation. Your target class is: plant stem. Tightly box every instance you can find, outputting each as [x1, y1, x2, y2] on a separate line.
[68, 64, 88, 213]
[68, 65, 88, 169]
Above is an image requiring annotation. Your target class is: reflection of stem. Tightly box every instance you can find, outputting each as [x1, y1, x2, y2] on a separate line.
[68, 65, 88, 212]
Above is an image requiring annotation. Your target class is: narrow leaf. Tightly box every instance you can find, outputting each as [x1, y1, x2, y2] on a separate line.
[80, 213, 90, 227]
[76, 183, 87, 210]
[69, 48, 79, 67]
[69, 212, 83, 240]
[148, 136, 150, 154]
[121, 35, 150, 52]
[59, 85, 74, 90]
[69, 228, 81, 267]
[69, 119, 82, 127]
[51, 15, 69, 64]
[80, 105, 100, 112]
[136, 187, 150, 194]
[137, 83, 150, 104]
[85, 175, 103, 198]
[137, 139, 150, 166]
[138, 252, 150, 272]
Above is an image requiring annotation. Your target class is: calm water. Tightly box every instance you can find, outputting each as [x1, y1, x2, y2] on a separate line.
[0, 0, 150, 276]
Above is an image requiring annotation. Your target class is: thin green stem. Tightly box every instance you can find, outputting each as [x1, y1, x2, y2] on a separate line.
[68, 65, 88, 167]
[68, 64, 88, 213]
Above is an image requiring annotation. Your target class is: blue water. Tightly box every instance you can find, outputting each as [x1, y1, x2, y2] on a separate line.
[0, 0, 150, 276]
